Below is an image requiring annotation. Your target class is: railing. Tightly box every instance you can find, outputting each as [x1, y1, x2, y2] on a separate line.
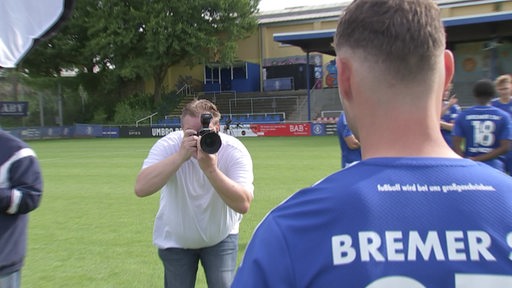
[301, 78, 325, 121]
[199, 90, 237, 105]
[223, 112, 286, 123]
[321, 110, 342, 118]
[135, 112, 158, 127]
[158, 112, 286, 125]
[176, 84, 191, 97]
[228, 96, 299, 117]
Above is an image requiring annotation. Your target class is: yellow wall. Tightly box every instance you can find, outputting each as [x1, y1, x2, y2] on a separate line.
[262, 23, 318, 58]
[147, 2, 512, 94]
[167, 65, 204, 91]
[146, 34, 261, 95]
[441, 1, 508, 17]
[236, 33, 261, 63]
[259, 20, 336, 60]
[503, 1, 512, 10]
[144, 77, 154, 94]
[144, 63, 204, 95]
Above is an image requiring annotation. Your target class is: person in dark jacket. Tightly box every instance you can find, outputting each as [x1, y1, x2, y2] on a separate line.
[0, 130, 43, 288]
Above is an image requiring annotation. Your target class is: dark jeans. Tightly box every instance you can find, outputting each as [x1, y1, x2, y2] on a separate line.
[0, 270, 21, 288]
[158, 234, 238, 288]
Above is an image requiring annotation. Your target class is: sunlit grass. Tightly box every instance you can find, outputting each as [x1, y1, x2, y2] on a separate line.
[24, 136, 339, 287]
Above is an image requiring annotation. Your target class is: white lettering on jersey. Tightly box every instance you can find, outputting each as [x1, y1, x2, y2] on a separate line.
[507, 232, 512, 261]
[332, 230, 498, 265]
[466, 114, 501, 120]
[365, 274, 512, 288]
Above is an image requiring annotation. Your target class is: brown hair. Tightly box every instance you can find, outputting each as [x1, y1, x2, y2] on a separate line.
[334, 0, 445, 81]
[181, 99, 221, 124]
[495, 74, 511, 86]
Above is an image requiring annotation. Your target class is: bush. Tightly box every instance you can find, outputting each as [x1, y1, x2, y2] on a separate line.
[112, 93, 153, 125]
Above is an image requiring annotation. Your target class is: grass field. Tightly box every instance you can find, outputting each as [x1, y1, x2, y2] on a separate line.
[22, 136, 340, 287]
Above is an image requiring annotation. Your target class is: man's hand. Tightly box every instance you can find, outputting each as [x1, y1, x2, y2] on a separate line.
[196, 136, 218, 173]
[180, 129, 199, 162]
[448, 96, 458, 106]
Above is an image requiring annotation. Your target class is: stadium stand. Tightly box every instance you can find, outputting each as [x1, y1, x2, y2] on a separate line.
[162, 84, 342, 125]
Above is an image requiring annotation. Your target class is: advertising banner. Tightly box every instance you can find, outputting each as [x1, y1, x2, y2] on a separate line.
[311, 123, 338, 136]
[40, 127, 73, 138]
[223, 124, 258, 137]
[324, 123, 338, 136]
[0, 101, 28, 116]
[247, 123, 311, 137]
[119, 126, 182, 138]
[74, 124, 103, 137]
[311, 123, 326, 136]
[102, 127, 120, 138]
[6, 126, 74, 140]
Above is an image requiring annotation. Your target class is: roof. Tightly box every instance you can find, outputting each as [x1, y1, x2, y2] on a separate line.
[273, 29, 336, 56]
[444, 11, 512, 26]
[273, 10, 512, 56]
[258, 2, 348, 25]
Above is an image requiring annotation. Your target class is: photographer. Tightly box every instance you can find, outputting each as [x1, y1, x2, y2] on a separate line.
[223, 117, 233, 136]
[134, 99, 254, 288]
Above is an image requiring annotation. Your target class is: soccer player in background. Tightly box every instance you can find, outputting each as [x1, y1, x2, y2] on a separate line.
[453, 79, 512, 172]
[336, 111, 361, 168]
[440, 83, 461, 148]
[232, 0, 512, 286]
[491, 74, 512, 174]
[0, 130, 43, 288]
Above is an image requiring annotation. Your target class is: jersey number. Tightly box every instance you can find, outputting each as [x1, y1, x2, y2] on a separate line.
[471, 120, 495, 146]
[366, 274, 512, 288]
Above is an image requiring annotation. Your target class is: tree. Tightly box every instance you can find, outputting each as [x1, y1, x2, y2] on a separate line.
[21, 0, 259, 117]
[19, 1, 108, 123]
[86, 0, 259, 104]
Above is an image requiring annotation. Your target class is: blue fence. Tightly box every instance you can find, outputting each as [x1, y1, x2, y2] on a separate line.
[5, 124, 105, 140]
[3, 122, 338, 141]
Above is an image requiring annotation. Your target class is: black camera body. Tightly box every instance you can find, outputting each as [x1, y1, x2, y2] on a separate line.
[198, 113, 222, 154]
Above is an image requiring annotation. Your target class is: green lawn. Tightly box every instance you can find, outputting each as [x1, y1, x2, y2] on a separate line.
[23, 136, 340, 287]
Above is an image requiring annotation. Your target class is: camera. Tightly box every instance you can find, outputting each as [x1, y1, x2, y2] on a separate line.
[197, 113, 222, 154]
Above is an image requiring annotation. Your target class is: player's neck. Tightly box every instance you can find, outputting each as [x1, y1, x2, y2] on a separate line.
[358, 110, 458, 159]
[499, 95, 511, 104]
[362, 134, 456, 159]
[476, 100, 491, 106]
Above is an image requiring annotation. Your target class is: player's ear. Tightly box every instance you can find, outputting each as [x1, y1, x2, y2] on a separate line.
[443, 50, 455, 92]
[337, 57, 352, 102]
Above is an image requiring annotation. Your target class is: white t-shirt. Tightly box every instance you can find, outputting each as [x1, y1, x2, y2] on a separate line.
[142, 131, 254, 249]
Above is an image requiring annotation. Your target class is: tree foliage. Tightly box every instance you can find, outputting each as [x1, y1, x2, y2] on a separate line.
[20, 0, 259, 122]
[22, 0, 259, 114]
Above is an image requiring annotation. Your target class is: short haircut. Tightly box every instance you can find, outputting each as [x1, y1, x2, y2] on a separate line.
[473, 79, 497, 100]
[334, 0, 445, 81]
[495, 74, 511, 86]
[181, 99, 221, 124]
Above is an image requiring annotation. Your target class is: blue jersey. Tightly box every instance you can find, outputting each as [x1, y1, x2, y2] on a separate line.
[440, 102, 461, 147]
[336, 112, 361, 168]
[491, 98, 512, 174]
[232, 158, 512, 287]
[491, 98, 512, 117]
[453, 105, 512, 170]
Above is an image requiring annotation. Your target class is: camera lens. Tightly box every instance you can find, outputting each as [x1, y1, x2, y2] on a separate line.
[200, 132, 221, 154]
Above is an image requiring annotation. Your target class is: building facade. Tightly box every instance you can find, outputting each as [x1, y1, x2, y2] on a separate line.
[150, 0, 512, 120]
